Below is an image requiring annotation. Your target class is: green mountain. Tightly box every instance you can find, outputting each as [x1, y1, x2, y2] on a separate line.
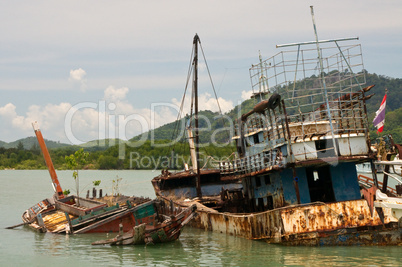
[364, 73, 402, 142]
[0, 140, 7, 148]
[79, 139, 127, 151]
[365, 73, 401, 114]
[0, 136, 71, 150]
[129, 98, 255, 145]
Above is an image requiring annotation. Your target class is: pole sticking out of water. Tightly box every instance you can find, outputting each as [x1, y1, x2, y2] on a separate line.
[310, 6, 338, 156]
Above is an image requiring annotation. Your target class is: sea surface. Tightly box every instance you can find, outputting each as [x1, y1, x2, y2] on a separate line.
[0, 170, 401, 267]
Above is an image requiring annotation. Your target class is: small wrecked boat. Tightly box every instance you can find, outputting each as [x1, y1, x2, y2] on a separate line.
[17, 122, 153, 234]
[92, 202, 197, 245]
[151, 7, 402, 246]
[22, 194, 151, 234]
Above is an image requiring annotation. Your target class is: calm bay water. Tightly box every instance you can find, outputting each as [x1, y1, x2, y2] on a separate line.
[0, 170, 401, 266]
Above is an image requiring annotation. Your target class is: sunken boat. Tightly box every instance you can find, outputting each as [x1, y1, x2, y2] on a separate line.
[152, 8, 402, 246]
[92, 203, 197, 246]
[18, 122, 156, 234]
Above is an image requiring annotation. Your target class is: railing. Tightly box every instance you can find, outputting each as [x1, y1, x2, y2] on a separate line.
[357, 174, 397, 195]
[220, 148, 283, 176]
[247, 42, 368, 145]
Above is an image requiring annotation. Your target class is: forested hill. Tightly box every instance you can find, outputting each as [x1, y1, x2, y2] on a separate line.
[365, 73, 401, 114]
[131, 72, 402, 144]
[364, 73, 401, 142]
[0, 136, 70, 150]
[129, 100, 255, 145]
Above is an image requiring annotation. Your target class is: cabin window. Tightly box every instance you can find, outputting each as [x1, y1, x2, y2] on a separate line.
[253, 134, 259, 144]
[258, 198, 264, 211]
[267, 195, 274, 210]
[315, 139, 336, 158]
[306, 166, 336, 203]
[264, 175, 271, 185]
[255, 176, 261, 187]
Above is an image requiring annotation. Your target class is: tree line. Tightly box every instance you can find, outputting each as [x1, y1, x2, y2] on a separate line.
[0, 140, 235, 170]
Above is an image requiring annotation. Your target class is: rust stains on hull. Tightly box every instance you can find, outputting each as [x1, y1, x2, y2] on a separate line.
[280, 226, 402, 246]
[164, 197, 402, 246]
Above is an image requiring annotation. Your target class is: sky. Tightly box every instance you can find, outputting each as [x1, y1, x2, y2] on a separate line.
[1, 1, 401, 144]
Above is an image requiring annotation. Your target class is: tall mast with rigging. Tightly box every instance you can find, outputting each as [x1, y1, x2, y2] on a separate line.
[193, 34, 202, 198]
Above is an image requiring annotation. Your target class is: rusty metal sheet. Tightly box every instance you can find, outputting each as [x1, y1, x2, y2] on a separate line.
[304, 141, 318, 160]
[292, 143, 307, 161]
[281, 227, 402, 246]
[162, 196, 402, 245]
[280, 199, 389, 235]
[349, 136, 369, 155]
[288, 122, 331, 141]
[292, 141, 318, 161]
[338, 137, 351, 156]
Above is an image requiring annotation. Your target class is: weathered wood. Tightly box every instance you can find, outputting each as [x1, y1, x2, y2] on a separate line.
[73, 207, 133, 234]
[92, 204, 197, 246]
[5, 221, 30, 229]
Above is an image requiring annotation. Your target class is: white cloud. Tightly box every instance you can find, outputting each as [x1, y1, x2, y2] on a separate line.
[69, 68, 86, 82]
[241, 90, 253, 101]
[0, 102, 73, 143]
[172, 92, 234, 115]
[69, 68, 87, 91]
[0, 103, 18, 118]
[104, 86, 129, 102]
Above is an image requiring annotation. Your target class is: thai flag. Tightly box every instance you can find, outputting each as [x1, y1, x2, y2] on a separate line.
[373, 93, 387, 133]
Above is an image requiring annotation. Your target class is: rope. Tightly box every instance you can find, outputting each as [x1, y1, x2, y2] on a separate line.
[167, 42, 197, 161]
[170, 46, 195, 142]
[199, 41, 231, 144]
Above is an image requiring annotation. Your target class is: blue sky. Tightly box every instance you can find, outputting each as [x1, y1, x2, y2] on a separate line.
[1, 1, 401, 144]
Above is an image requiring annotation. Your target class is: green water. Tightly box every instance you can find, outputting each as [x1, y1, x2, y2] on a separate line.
[0, 170, 401, 266]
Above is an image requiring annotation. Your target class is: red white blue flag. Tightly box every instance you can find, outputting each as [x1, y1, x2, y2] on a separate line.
[373, 92, 387, 133]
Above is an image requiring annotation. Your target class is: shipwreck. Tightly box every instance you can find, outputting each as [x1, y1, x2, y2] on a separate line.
[152, 7, 402, 246]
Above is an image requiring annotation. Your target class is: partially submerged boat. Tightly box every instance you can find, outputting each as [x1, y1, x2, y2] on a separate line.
[152, 8, 402, 246]
[19, 122, 152, 234]
[22, 194, 151, 234]
[92, 202, 197, 245]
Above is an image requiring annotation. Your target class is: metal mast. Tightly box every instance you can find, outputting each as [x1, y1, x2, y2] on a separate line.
[310, 5, 338, 156]
[193, 34, 202, 198]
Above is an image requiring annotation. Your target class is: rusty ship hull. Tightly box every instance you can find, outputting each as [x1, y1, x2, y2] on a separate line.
[156, 195, 402, 246]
